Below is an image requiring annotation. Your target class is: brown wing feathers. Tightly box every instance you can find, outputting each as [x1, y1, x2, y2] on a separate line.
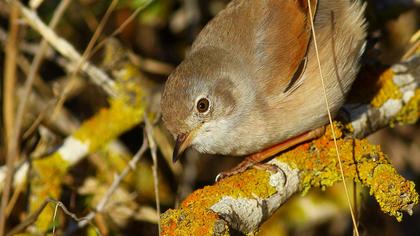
[256, 0, 318, 94]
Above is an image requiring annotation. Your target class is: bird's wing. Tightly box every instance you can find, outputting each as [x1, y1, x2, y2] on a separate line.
[188, 0, 318, 96]
[254, 0, 318, 96]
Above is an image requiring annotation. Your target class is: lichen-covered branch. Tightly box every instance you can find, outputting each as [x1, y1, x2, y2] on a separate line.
[0, 62, 146, 231]
[161, 126, 419, 235]
[342, 55, 420, 138]
[161, 55, 420, 235]
[0, 27, 169, 232]
[29, 80, 145, 230]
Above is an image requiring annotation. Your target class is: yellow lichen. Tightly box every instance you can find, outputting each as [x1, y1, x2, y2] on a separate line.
[275, 122, 418, 220]
[30, 73, 146, 232]
[73, 63, 145, 150]
[73, 97, 144, 151]
[393, 89, 420, 125]
[30, 153, 70, 230]
[367, 164, 418, 221]
[371, 69, 402, 108]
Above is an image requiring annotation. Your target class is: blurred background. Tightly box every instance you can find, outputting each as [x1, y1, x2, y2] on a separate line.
[0, 0, 419, 235]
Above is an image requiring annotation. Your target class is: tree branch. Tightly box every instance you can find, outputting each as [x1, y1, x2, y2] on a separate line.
[161, 54, 420, 235]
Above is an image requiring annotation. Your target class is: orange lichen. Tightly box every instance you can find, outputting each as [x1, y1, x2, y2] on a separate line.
[161, 170, 277, 235]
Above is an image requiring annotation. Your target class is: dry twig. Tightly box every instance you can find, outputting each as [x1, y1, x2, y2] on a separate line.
[10, 0, 118, 97]
[78, 133, 149, 228]
[7, 136, 148, 235]
[145, 116, 162, 235]
[51, 0, 119, 118]
[5, 198, 102, 236]
[0, 2, 20, 234]
[0, 2, 73, 233]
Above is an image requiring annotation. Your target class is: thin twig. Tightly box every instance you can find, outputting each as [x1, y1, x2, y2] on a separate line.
[402, 38, 420, 61]
[52, 0, 119, 119]
[0, 27, 54, 97]
[145, 116, 161, 235]
[1, 0, 72, 225]
[5, 174, 25, 216]
[78, 132, 149, 228]
[0, 2, 20, 234]
[2, 1, 18, 146]
[17, 0, 72, 135]
[29, 0, 45, 10]
[11, 0, 117, 97]
[90, 0, 154, 57]
[6, 198, 103, 236]
[49, 199, 103, 236]
[6, 199, 49, 236]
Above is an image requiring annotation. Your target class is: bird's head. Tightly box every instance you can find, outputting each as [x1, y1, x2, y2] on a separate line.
[161, 47, 251, 162]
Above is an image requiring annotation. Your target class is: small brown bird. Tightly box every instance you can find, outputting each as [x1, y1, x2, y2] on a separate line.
[161, 0, 366, 177]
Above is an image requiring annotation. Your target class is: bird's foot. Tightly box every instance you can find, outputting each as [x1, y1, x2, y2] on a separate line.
[215, 126, 326, 182]
[215, 160, 281, 182]
[215, 155, 259, 182]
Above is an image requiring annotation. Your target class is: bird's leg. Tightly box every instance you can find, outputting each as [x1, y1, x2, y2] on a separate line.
[216, 126, 326, 181]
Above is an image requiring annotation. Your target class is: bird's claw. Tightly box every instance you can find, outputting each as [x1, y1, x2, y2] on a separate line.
[215, 162, 282, 182]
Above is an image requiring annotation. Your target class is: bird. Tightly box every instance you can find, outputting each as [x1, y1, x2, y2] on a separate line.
[161, 0, 367, 178]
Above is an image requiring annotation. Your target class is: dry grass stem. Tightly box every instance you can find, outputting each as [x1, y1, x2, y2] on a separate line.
[0, 2, 20, 234]
[304, 2, 361, 234]
[145, 116, 162, 235]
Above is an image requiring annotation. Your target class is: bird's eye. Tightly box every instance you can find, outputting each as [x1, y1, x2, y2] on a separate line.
[196, 98, 210, 113]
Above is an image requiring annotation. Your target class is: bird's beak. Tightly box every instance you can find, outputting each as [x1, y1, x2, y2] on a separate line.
[172, 131, 195, 163]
